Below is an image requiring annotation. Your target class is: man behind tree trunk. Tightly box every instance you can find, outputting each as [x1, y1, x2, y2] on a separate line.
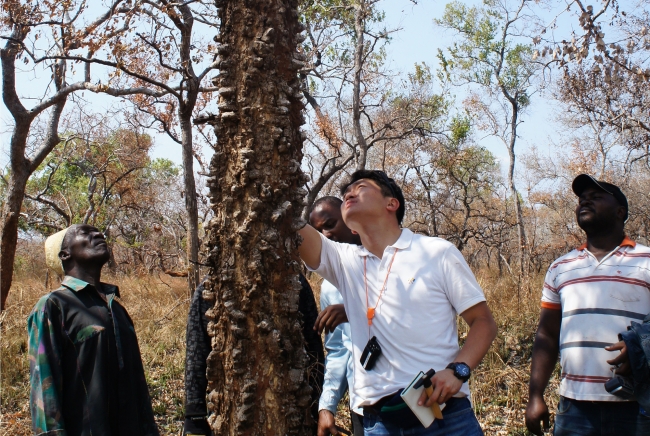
[309, 196, 365, 436]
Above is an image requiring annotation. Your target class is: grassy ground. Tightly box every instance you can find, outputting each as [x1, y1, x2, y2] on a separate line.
[469, 271, 561, 435]
[0, 268, 560, 435]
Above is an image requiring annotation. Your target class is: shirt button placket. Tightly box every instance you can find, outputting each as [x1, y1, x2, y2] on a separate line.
[108, 295, 125, 370]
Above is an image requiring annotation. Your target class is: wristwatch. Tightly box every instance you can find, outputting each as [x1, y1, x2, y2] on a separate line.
[446, 362, 471, 382]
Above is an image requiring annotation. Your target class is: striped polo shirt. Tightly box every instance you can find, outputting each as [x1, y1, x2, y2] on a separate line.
[541, 237, 650, 401]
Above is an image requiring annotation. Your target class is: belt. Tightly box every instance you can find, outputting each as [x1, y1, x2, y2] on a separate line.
[362, 391, 401, 415]
[364, 396, 466, 416]
[561, 396, 639, 405]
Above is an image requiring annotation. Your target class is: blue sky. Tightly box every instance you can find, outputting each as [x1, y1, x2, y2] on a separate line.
[378, 0, 563, 167]
[0, 0, 590, 175]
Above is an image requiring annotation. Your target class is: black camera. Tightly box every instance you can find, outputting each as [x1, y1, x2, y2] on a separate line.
[360, 336, 382, 370]
[604, 375, 635, 400]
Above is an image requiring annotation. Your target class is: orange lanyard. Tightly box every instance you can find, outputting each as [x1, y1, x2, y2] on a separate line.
[364, 249, 399, 331]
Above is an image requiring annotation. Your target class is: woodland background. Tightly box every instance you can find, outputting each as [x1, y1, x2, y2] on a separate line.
[1, 0, 649, 434]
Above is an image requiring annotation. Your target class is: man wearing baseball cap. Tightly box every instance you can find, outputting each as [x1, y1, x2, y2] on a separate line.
[525, 175, 650, 435]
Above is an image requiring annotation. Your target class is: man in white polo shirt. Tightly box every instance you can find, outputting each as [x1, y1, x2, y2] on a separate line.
[298, 170, 497, 435]
[525, 174, 650, 435]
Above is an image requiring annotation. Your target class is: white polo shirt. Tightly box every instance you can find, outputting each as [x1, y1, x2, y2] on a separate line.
[309, 228, 486, 409]
[541, 237, 650, 401]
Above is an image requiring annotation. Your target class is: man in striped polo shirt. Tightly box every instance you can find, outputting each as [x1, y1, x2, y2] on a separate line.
[525, 174, 650, 435]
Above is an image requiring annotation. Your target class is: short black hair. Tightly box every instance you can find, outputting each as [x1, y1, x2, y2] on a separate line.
[339, 170, 405, 225]
[310, 196, 343, 216]
[60, 224, 81, 251]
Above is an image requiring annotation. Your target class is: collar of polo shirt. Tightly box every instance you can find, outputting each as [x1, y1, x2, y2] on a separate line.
[355, 228, 414, 257]
[577, 235, 636, 251]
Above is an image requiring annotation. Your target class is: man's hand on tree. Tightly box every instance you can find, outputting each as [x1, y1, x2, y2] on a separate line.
[605, 340, 632, 375]
[525, 396, 550, 436]
[317, 409, 339, 436]
[314, 304, 348, 334]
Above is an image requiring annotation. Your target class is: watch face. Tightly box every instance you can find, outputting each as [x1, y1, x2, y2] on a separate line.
[457, 364, 470, 377]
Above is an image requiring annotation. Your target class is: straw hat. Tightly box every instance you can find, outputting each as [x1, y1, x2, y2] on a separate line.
[44, 228, 70, 276]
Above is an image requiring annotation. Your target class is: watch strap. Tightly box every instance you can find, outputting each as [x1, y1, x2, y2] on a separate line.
[446, 362, 471, 382]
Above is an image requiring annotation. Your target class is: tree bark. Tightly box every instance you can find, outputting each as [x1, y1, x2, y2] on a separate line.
[507, 102, 527, 276]
[1, 27, 68, 309]
[204, 0, 313, 434]
[180, 114, 201, 293]
[352, 0, 369, 170]
[170, 2, 202, 294]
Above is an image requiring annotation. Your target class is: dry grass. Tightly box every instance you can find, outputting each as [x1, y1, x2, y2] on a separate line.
[1, 267, 560, 435]
[469, 270, 561, 435]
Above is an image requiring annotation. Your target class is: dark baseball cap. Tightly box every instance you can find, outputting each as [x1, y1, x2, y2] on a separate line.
[572, 174, 628, 220]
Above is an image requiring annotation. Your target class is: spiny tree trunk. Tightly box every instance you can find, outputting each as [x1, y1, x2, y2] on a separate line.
[203, 0, 313, 434]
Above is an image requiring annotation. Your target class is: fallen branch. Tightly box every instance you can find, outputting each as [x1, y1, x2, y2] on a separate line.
[155, 297, 190, 325]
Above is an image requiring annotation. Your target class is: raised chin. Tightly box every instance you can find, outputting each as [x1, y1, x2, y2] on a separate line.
[342, 212, 362, 234]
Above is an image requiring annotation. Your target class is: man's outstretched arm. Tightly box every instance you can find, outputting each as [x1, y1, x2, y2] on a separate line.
[525, 308, 562, 436]
[298, 225, 323, 270]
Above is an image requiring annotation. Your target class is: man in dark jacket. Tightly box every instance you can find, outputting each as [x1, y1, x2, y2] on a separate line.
[28, 224, 159, 436]
[182, 274, 325, 435]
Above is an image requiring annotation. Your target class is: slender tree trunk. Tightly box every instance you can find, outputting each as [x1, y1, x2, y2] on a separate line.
[0, 105, 66, 309]
[0, 160, 29, 310]
[1, 26, 68, 309]
[1, 29, 30, 310]
[204, 0, 313, 434]
[180, 114, 201, 294]
[104, 227, 118, 271]
[497, 243, 503, 276]
[507, 104, 527, 276]
[173, 2, 202, 295]
[352, 0, 369, 170]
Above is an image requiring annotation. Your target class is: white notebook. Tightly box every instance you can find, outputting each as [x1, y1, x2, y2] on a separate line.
[400, 371, 446, 428]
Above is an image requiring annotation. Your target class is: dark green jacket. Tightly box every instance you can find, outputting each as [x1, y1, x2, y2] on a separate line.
[28, 276, 159, 436]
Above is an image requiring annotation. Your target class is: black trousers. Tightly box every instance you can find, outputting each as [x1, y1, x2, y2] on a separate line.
[352, 411, 365, 435]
